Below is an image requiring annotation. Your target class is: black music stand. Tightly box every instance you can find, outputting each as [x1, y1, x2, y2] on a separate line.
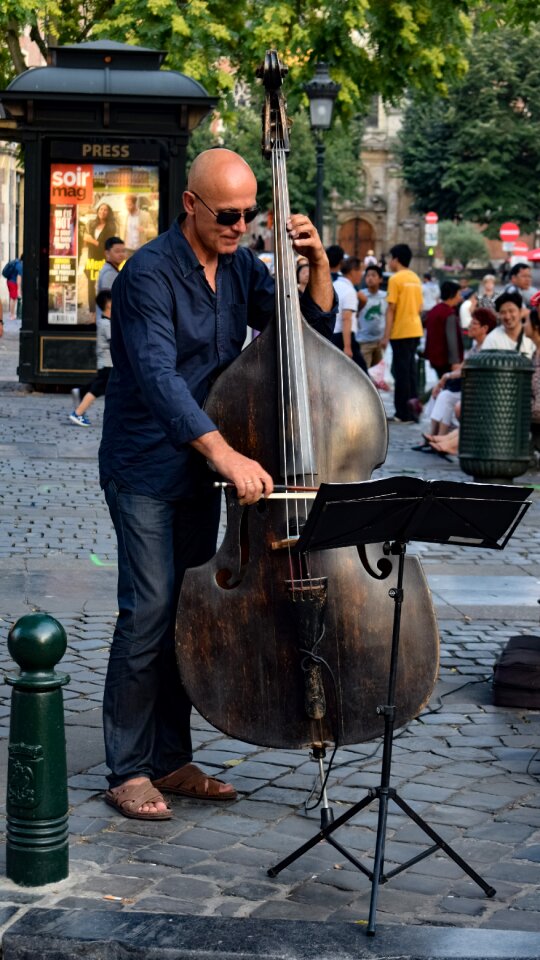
[267, 476, 532, 935]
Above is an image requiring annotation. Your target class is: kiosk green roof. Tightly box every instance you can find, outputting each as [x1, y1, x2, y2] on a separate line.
[0, 40, 215, 132]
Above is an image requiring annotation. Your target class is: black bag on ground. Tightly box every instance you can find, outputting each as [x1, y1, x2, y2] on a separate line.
[493, 635, 540, 709]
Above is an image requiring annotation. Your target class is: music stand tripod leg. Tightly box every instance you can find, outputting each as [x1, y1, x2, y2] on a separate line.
[312, 745, 374, 877]
[267, 743, 374, 878]
[389, 792, 497, 897]
[366, 540, 406, 935]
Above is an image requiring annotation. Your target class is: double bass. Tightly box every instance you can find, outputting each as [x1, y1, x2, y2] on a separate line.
[176, 52, 438, 751]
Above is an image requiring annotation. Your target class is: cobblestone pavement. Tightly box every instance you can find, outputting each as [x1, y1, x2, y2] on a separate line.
[0, 321, 539, 936]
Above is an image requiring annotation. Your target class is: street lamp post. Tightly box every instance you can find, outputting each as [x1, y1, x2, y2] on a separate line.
[304, 63, 340, 238]
[329, 186, 340, 244]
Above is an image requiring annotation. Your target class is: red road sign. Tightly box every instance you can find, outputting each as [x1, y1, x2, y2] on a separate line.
[425, 211, 438, 224]
[499, 221, 520, 241]
[512, 240, 529, 256]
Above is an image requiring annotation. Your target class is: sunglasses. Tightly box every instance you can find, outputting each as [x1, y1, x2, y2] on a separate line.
[190, 191, 259, 226]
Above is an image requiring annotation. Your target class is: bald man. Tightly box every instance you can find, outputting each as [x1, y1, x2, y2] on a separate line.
[98, 149, 336, 820]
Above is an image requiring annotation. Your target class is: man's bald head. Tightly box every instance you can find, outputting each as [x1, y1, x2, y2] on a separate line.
[182, 149, 259, 260]
[187, 149, 257, 198]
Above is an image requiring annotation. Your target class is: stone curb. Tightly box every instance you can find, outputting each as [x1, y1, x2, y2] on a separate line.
[4, 910, 540, 960]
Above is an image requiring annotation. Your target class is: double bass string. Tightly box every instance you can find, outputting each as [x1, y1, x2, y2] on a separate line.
[276, 147, 324, 588]
[272, 145, 297, 586]
[281, 142, 315, 513]
[272, 144, 311, 593]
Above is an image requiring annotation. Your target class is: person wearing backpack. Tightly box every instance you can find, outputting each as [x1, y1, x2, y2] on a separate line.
[2, 256, 22, 321]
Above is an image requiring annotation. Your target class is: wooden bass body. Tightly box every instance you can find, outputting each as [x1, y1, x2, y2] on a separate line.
[176, 319, 439, 748]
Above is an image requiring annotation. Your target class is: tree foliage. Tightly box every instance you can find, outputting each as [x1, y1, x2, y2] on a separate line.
[0, 0, 481, 115]
[0, 1, 114, 84]
[399, 25, 540, 235]
[438, 221, 489, 267]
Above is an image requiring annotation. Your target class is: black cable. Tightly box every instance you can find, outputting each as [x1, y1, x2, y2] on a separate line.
[298, 659, 540, 808]
[307, 672, 496, 788]
[417, 674, 494, 717]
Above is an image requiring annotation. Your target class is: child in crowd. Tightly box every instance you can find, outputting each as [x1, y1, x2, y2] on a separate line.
[69, 289, 112, 427]
[356, 264, 387, 369]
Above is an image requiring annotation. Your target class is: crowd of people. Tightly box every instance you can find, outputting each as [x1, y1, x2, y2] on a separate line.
[419, 278, 537, 458]
[5, 207, 538, 462]
[65, 223, 540, 470]
[325, 247, 539, 462]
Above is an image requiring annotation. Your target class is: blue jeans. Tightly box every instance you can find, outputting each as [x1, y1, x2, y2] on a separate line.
[103, 480, 221, 787]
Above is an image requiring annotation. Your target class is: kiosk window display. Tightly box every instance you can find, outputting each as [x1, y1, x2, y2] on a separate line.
[48, 159, 159, 326]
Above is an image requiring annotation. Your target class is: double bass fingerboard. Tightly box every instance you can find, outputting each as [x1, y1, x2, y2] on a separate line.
[269, 116, 317, 483]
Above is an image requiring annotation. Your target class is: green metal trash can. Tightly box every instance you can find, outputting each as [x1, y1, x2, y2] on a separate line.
[459, 350, 534, 482]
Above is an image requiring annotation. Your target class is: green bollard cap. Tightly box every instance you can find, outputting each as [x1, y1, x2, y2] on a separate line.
[6, 614, 69, 689]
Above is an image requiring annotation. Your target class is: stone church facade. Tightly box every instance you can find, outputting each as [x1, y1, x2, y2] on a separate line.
[333, 97, 424, 267]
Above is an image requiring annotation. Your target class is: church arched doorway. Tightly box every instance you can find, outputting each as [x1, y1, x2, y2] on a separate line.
[338, 218, 376, 260]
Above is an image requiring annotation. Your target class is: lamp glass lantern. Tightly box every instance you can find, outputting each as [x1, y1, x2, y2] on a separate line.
[305, 63, 340, 130]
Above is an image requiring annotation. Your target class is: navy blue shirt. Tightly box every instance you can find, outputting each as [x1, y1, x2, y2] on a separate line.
[99, 217, 336, 499]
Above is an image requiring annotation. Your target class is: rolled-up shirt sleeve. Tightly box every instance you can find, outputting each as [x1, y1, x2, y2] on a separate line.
[300, 287, 337, 338]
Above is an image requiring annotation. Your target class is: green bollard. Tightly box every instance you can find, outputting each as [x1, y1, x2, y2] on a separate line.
[5, 613, 70, 886]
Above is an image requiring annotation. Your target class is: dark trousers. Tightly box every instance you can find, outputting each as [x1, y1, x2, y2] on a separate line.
[82, 366, 111, 400]
[331, 332, 368, 373]
[391, 337, 420, 420]
[103, 480, 221, 787]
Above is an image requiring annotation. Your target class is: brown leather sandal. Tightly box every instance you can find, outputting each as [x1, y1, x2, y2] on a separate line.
[105, 779, 172, 820]
[153, 762, 237, 802]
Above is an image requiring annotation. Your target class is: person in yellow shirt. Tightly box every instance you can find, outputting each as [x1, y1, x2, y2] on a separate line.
[381, 243, 423, 422]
